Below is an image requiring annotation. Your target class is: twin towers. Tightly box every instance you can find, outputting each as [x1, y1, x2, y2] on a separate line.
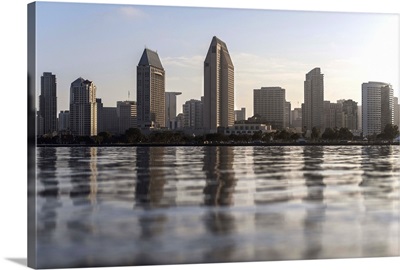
[137, 36, 234, 132]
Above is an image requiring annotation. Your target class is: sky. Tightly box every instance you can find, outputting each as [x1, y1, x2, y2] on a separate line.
[35, 1, 399, 116]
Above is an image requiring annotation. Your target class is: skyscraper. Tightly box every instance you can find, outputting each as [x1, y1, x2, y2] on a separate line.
[58, 110, 70, 132]
[137, 48, 165, 129]
[234, 108, 246, 122]
[394, 97, 400, 128]
[39, 72, 57, 135]
[183, 99, 203, 129]
[253, 87, 286, 129]
[339, 99, 358, 131]
[203, 36, 234, 132]
[165, 92, 182, 129]
[362, 81, 394, 136]
[69, 77, 97, 136]
[117, 100, 137, 134]
[303, 67, 324, 132]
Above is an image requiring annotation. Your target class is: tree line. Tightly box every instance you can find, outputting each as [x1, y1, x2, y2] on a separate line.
[37, 124, 399, 145]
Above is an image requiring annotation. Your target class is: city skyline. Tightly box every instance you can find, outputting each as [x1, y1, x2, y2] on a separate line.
[35, 2, 399, 116]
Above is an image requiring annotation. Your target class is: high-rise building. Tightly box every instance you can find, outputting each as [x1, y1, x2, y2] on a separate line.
[69, 77, 97, 136]
[117, 100, 137, 134]
[323, 101, 343, 129]
[183, 99, 203, 129]
[203, 36, 234, 132]
[137, 48, 165, 129]
[357, 105, 362, 130]
[338, 99, 358, 131]
[394, 97, 400, 128]
[165, 92, 182, 129]
[101, 107, 119, 135]
[284, 101, 291, 128]
[58, 110, 70, 132]
[362, 81, 394, 136]
[291, 108, 302, 129]
[234, 108, 246, 122]
[303, 67, 324, 132]
[39, 72, 57, 135]
[381, 85, 394, 131]
[96, 98, 103, 134]
[253, 87, 286, 129]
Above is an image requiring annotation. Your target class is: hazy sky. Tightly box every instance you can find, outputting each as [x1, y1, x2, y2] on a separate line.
[36, 1, 399, 115]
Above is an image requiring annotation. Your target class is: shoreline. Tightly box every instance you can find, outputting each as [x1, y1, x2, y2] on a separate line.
[37, 142, 399, 147]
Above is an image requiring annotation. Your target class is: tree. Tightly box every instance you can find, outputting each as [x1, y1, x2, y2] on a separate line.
[290, 133, 300, 141]
[382, 124, 399, 141]
[311, 127, 320, 141]
[338, 127, 353, 140]
[322, 127, 335, 140]
[125, 128, 143, 143]
[98, 131, 112, 144]
[252, 131, 263, 141]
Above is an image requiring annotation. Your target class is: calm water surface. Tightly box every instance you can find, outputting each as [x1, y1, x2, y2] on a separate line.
[35, 145, 400, 268]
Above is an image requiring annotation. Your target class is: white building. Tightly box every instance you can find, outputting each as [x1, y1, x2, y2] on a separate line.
[69, 77, 97, 136]
[362, 81, 394, 136]
[224, 123, 274, 136]
[165, 92, 181, 129]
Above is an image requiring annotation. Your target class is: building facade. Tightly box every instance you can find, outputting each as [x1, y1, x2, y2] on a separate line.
[291, 107, 302, 129]
[284, 101, 291, 129]
[323, 101, 344, 130]
[234, 108, 246, 122]
[339, 99, 358, 131]
[362, 81, 394, 136]
[203, 36, 234, 132]
[183, 99, 203, 129]
[69, 77, 97, 136]
[39, 72, 57, 135]
[58, 110, 70, 132]
[165, 92, 182, 129]
[101, 107, 119, 135]
[303, 67, 324, 132]
[253, 87, 286, 130]
[117, 100, 137, 134]
[224, 123, 274, 136]
[137, 48, 165, 129]
[394, 97, 400, 128]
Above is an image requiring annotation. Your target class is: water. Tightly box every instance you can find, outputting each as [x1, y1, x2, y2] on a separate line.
[35, 145, 400, 268]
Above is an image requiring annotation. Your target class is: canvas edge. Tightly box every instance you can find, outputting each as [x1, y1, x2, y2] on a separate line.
[27, 2, 37, 269]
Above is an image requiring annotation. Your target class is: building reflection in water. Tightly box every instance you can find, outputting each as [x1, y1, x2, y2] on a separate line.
[66, 147, 99, 246]
[134, 147, 169, 247]
[359, 145, 397, 257]
[302, 146, 326, 259]
[202, 146, 238, 262]
[134, 147, 168, 208]
[37, 147, 60, 239]
[252, 146, 290, 204]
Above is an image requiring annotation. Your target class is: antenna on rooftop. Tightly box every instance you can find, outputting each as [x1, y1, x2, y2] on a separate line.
[128, 91, 130, 100]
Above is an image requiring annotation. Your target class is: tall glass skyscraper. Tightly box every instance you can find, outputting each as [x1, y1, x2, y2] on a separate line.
[303, 67, 324, 132]
[39, 72, 57, 135]
[203, 36, 234, 133]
